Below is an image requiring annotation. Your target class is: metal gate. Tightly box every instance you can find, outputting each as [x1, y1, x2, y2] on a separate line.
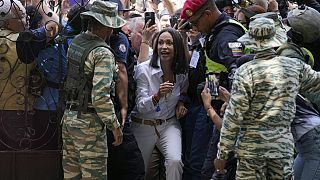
[0, 0, 88, 179]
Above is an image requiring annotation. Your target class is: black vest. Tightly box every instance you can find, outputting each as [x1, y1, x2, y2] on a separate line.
[64, 32, 112, 113]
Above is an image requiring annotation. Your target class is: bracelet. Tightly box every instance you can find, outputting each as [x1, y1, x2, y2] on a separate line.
[152, 94, 160, 104]
[206, 106, 213, 112]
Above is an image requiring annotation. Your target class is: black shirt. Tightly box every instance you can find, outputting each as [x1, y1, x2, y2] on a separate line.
[206, 13, 245, 71]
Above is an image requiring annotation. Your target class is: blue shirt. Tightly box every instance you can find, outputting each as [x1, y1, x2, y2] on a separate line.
[33, 24, 74, 111]
[33, 43, 67, 110]
[17, 27, 47, 64]
[109, 32, 129, 64]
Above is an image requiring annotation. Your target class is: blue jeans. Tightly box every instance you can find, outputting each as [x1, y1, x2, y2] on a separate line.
[183, 104, 213, 180]
[294, 125, 320, 180]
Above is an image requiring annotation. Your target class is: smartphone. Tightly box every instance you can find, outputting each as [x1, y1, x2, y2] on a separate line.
[170, 15, 178, 27]
[145, 11, 156, 27]
[178, 21, 192, 31]
[207, 73, 219, 98]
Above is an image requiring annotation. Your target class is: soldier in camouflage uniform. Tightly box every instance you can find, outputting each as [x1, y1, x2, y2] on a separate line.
[62, 1, 126, 179]
[214, 17, 320, 180]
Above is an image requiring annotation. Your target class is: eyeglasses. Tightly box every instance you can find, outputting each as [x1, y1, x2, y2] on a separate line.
[189, 13, 204, 27]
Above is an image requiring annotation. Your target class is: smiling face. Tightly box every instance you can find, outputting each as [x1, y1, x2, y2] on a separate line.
[157, 31, 174, 63]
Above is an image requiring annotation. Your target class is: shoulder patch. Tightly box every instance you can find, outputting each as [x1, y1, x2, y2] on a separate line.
[119, 43, 127, 53]
[228, 42, 242, 48]
[228, 42, 243, 57]
[186, 9, 193, 17]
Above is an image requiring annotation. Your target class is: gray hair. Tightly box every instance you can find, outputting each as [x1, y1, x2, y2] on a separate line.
[128, 17, 144, 33]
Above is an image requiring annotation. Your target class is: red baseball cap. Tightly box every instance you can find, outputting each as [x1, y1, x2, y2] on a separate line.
[180, 0, 209, 20]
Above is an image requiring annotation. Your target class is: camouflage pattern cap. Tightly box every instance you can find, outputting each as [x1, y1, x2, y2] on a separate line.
[287, 6, 320, 44]
[238, 17, 287, 51]
[81, 0, 126, 28]
[250, 12, 290, 32]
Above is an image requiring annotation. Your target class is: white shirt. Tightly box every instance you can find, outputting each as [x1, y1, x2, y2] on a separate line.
[131, 59, 188, 120]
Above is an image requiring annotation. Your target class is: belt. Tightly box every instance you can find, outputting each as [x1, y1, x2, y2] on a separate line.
[66, 103, 96, 113]
[131, 116, 175, 138]
[131, 116, 175, 126]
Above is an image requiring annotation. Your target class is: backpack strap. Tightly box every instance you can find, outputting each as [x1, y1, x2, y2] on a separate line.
[77, 40, 115, 116]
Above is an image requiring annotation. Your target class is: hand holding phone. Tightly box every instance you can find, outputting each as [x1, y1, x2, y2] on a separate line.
[145, 11, 155, 27]
[170, 16, 178, 27]
[208, 74, 219, 98]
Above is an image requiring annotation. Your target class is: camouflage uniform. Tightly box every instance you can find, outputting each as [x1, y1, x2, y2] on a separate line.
[62, 44, 120, 179]
[217, 17, 320, 179]
[62, 1, 125, 179]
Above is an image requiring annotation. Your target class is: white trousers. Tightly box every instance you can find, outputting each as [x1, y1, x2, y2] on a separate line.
[131, 118, 183, 180]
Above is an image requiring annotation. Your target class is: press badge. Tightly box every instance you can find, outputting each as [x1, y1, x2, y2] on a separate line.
[199, 37, 205, 48]
[228, 42, 243, 57]
[189, 50, 199, 68]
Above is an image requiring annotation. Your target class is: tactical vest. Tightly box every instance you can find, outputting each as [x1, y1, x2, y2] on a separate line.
[0, 29, 35, 111]
[276, 43, 315, 68]
[64, 32, 112, 114]
[204, 19, 247, 73]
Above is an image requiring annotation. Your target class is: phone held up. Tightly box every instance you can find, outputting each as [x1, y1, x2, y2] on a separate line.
[178, 21, 193, 31]
[207, 73, 219, 99]
[145, 11, 155, 27]
[170, 15, 178, 27]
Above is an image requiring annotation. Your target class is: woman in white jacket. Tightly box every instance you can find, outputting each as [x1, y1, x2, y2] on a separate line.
[131, 28, 189, 180]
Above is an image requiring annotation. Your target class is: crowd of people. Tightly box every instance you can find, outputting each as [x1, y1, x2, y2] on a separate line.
[1, 0, 320, 179]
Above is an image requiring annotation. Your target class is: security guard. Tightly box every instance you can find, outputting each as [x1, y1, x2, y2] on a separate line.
[62, 1, 125, 179]
[181, 0, 246, 90]
[215, 17, 320, 180]
[287, 5, 320, 71]
[180, 0, 246, 179]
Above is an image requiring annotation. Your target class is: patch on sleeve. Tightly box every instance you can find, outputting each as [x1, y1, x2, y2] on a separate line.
[118, 43, 127, 53]
[228, 42, 243, 57]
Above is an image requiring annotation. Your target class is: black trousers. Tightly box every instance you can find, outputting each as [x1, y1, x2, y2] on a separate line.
[201, 127, 237, 180]
[107, 121, 145, 180]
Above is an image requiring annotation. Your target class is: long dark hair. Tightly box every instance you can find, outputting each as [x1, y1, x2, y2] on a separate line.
[150, 28, 188, 75]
